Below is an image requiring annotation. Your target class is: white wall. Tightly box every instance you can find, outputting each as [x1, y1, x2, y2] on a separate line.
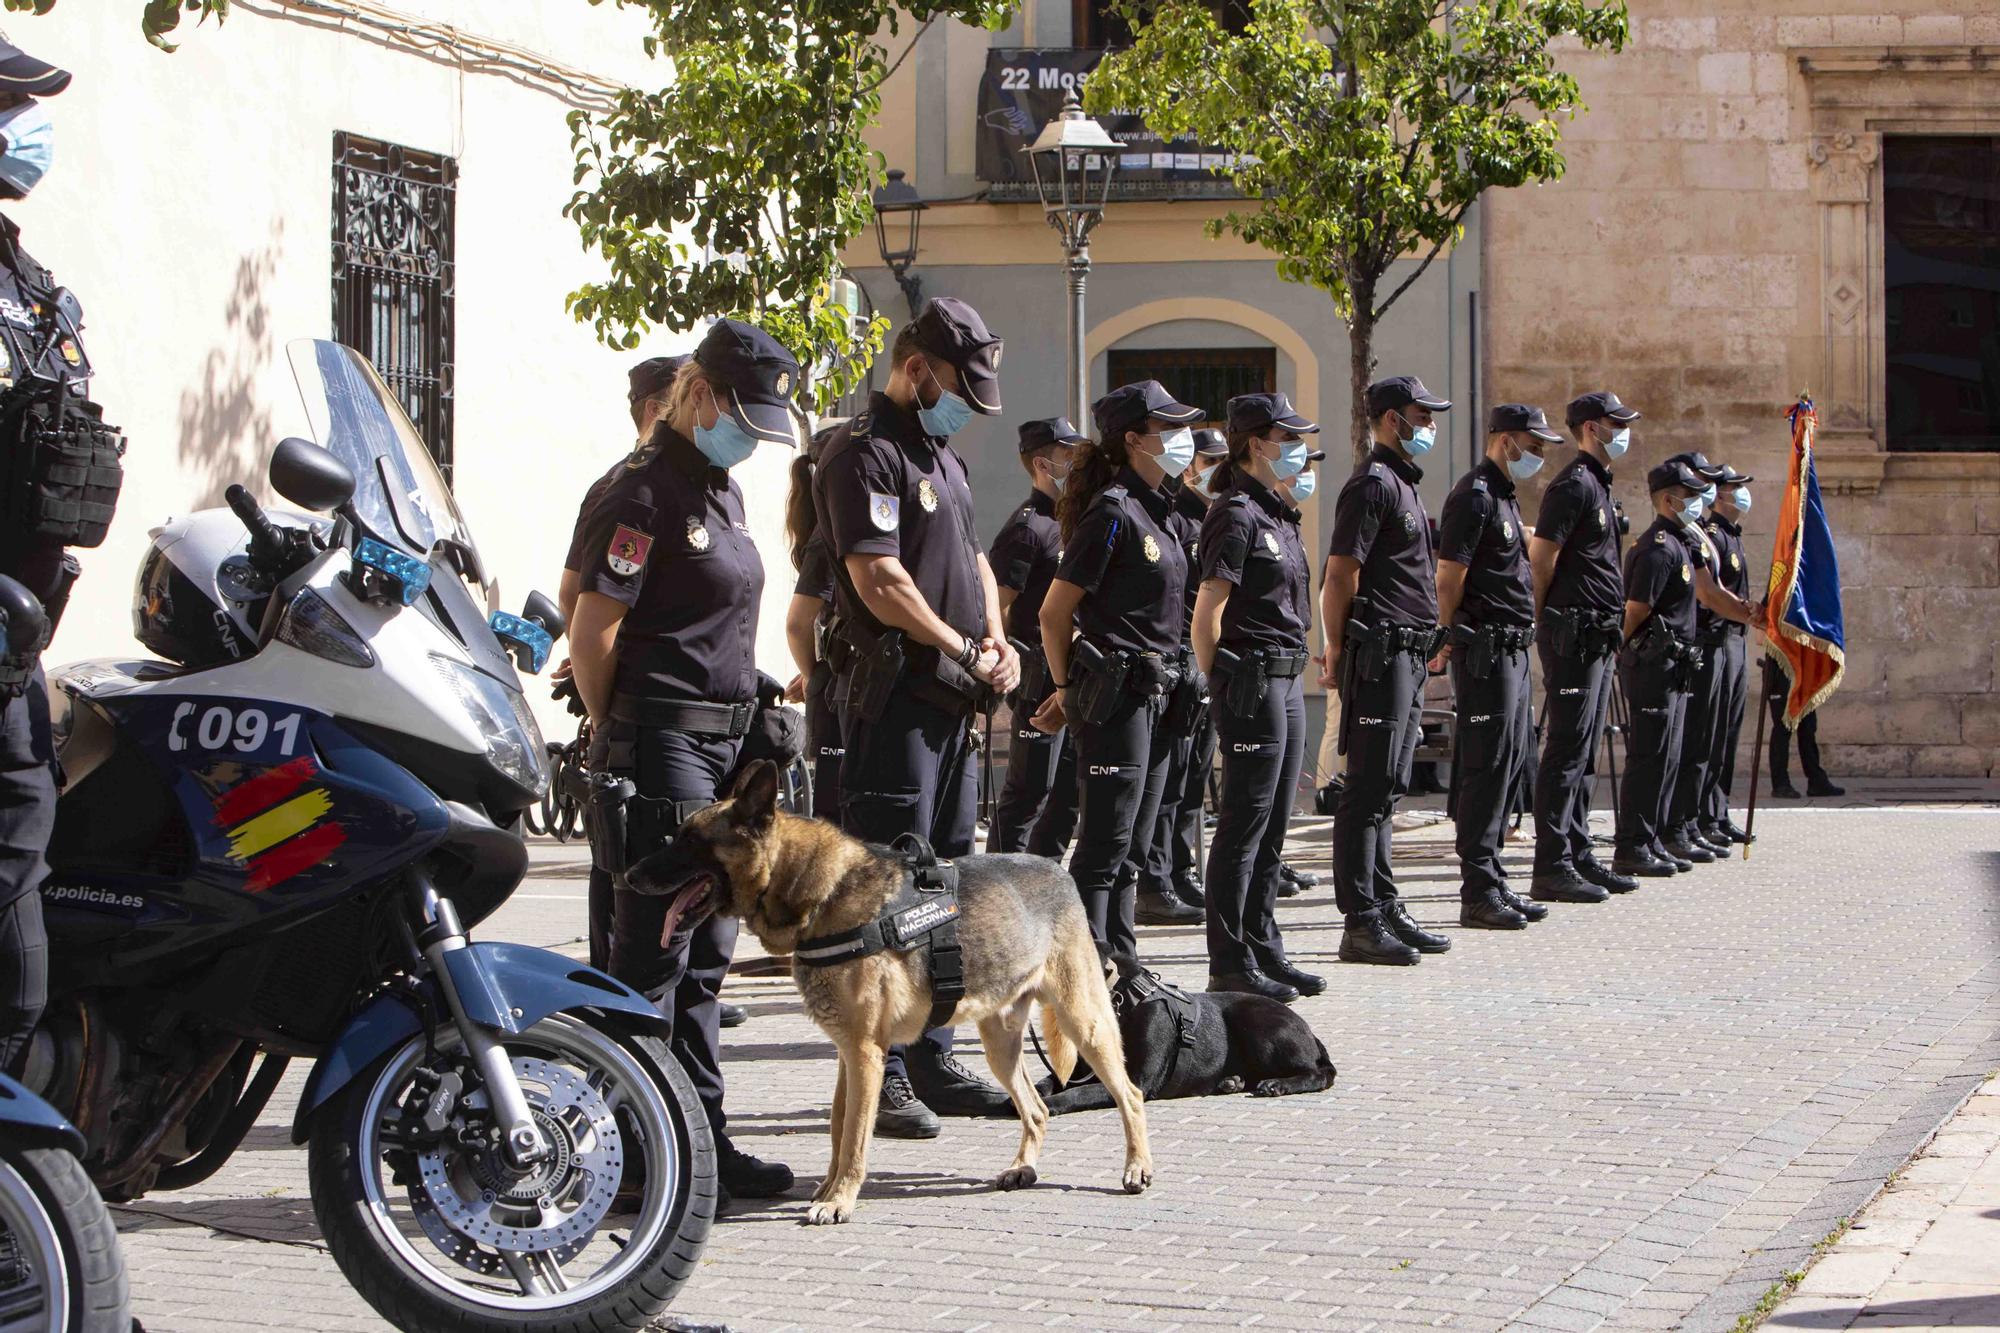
[13, 4, 802, 734]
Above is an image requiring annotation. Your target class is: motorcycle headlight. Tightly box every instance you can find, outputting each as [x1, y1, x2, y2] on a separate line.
[429, 654, 549, 797]
[275, 589, 375, 668]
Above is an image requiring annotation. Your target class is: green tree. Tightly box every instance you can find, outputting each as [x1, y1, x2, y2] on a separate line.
[566, 0, 1012, 412]
[1088, 0, 1627, 457]
[3, 0, 228, 50]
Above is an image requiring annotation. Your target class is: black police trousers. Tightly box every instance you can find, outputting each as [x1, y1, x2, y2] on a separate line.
[1702, 632, 1748, 827]
[1615, 651, 1690, 855]
[1205, 669, 1304, 974]
[1333, 647, 1425, 920]
[1764, 655, 1828, 787]
[840, 689, 974, 1072]
[1139, 710, 1213, 900]
[0, 663, 55, 1076]
[1669, 638, 1725, 839]
[805, 662, 843, 821]
[1533, 632, 1617, 873]
[605, 722, 742, 1140]
[1070, 690, 1173, 961]
[988, 704, 1076, 857]
[1449, 642, 1533, 901]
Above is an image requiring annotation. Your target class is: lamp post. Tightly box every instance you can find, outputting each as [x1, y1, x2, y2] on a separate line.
[1024, 95, 1117, 430]
[870, 168, 928, 318]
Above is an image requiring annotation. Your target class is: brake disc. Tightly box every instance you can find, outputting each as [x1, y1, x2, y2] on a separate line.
[406, 1055, 624, 1268]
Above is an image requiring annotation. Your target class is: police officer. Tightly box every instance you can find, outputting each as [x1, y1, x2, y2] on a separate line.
[1695, 466, 1757, 845]
[1319, 375, 1454, 966]
[1036, 381, 1204, 961]
[1612, 460, 1762, 877]
[783, 426, 842, 820]
[1527, 391, 1642, 904]
[1193, 392, 1320, 999]
[815, 297, 1018, 1131]
[1662, 450, 1737, 864]
[986, 417, 1087, 856]
[1437, 406, 1562, 930]
[0, 43, 113, 1075]
[568, 318, 796, 1203]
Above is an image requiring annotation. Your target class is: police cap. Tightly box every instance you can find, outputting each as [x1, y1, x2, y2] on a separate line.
[1093, 380, 1202, 441]
[1227, 391, 1319, 436]
[1566, 390, 1642, 429]
[910, 297, 1004, 415]
[0, 37, 71, 97]
[1304, 447, 1327, 463]
[1018, 416, 1089, 454]
[1193, 428, 1229, 457]
[1487, 403, 1564, 443]
[695, 319, 802, 445]
[1712, 461, 1753, 484]
[1664, 450, 1730, 484]
[1647, 458, 1705, 493]
[1366, 375, 1452, 417]
[627, 354, 690, 407]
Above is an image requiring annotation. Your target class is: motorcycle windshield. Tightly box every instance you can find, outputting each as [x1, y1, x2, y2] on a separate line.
[286, 339, 476, 566]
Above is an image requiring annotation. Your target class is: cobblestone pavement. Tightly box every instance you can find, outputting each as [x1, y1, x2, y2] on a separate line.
[111, 799, 2000, 1332]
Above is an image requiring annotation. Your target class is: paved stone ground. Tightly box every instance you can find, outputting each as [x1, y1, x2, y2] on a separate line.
[110, 795, 2000, 1332]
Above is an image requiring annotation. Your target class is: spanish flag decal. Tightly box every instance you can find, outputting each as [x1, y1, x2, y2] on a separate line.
[211, 756, 349, 892]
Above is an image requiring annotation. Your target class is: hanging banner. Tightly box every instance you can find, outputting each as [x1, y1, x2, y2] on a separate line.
[975, 48, 1245, 190]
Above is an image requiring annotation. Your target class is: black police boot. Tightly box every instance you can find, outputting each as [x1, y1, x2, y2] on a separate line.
[1710, 818, 1754, 846]
[1807, 777, 1846, 797]
[1576, 855, 1640, 894]
[1209, 969, 1300, 1003]
[1460, 886, 1528, 930]
[1170, 869, 1206, 910]
[874, 1073, 941, 1140]
[1530, 865, 1610, 903]
[1691, 829, 1731, 857]
[717, 1137, 794, 1199]
[1663, 832, 1715, 864]
[905, 1044, 1015, 1118]
[1770, 777, 1803, 799]
[1338, 911, 1421, 966]
[1499, 886, 1549, 921]
[1651, 841, 1694, 873]
[1253, 952, 1327, 997]
[1382, 898, 1451, 954]
[1136, 884, 1202, 925]
[1280, 862, 1320, 889]
[1608, 846, 1672, 878]
[718, 1001, 749, 1029]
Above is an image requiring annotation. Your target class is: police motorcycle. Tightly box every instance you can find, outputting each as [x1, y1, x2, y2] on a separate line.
[18, 341, 713, 1332]
[0, 1075, 128, 1333]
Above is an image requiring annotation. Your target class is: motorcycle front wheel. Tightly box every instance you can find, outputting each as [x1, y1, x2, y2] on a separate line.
[308, 1013, 715, 1332]
[0, 1145, 130, 1333]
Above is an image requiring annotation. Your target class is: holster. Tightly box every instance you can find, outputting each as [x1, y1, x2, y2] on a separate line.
[1068, 638, 1127, 727]
[582, 771, 638, 877]
[1344, 619, 1393, 685]
[920, 648, 991, 716]
[839, 619, 906, 723]
[1216, 645, 1267, 719]
[1160, 653, 1208, 738]
[1009, 638, 1051, 711]
[1545, 608, 1581, 658]
[1457, 624, 1500, 680]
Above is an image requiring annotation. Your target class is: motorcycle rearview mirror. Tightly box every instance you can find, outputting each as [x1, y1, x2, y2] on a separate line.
[270, 437, 357, 514]
[0, 574, 48, 657]
[522, 590, 566, 641]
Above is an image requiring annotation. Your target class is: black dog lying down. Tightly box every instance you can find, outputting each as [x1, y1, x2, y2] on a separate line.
[1036, 954, 1336, 1114]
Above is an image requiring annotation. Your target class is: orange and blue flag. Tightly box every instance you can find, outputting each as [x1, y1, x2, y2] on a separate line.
[1763, 397, 1844, 727]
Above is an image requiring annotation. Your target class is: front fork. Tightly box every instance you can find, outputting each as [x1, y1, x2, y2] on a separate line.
[408, 875, 552, 1170]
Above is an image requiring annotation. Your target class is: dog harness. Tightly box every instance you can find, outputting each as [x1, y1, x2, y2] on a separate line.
[791, 833, 965, 1028]
[1110, 965, 1201, 1099]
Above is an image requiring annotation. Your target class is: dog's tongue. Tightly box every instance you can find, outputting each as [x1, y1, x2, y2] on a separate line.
[658, 876, 709, 946]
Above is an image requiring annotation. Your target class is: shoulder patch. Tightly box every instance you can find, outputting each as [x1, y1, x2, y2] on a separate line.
[868, 492, 900, 532]
[606, 524, 652, 577]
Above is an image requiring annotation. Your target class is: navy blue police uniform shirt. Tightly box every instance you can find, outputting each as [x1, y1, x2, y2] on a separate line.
[1199, 474, 1310, 654]
[580, 425, 764, 705]
[1437, 457, 1534, 628]
[1682, 515, 1724, 638]
[1536, 451, 1623, 615]
[1056, 466, 1188, 657]
[1704, 513, 1749, 633]
[1623, 516, 1699, 641]
[815, 391, 986, 648]
[795, 531, 836, 607]
[1327, 444, 1438, 625]
[1169, 482, 1205, 642]
[0, 217, 95, 601]
[565, 435, 653, 573]
[987, 489, 1062, 647]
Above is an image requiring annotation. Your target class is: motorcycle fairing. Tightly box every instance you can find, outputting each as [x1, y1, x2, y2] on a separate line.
[289, 944, 669, 1142]
[0, 1073, 86, 1156]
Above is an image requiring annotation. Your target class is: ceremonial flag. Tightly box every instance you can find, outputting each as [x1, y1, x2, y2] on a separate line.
[1763, 396, 1845, 727]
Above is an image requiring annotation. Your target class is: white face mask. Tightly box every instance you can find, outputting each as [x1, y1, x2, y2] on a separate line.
[1731, 485, 1752, 513]
[1602, 424, 1632, 459]
[1149, 427, 1196, 478]
[1507, 446, 1544, 481]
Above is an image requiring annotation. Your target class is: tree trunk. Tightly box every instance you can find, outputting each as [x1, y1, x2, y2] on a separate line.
[1347, 293, 1378, 467]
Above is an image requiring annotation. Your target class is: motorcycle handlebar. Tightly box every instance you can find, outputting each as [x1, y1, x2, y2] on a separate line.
[226, 484, 292, 569]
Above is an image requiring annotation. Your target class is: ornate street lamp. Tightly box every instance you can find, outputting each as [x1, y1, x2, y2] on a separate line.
[870, 168, 927, 318]
[1024, 95, 1118, 430]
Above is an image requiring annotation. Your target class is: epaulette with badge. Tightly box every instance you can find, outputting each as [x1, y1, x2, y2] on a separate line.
[851, 410, 874, 437]
[623, 442, 660, 471]
[1472, 476, 1489, 494]
[1093, 484, 1129, 508]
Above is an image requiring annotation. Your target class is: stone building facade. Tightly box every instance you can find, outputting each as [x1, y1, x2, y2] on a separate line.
[1485, 4, 2000, 778]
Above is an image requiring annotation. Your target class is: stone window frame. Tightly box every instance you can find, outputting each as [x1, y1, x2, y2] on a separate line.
[1797, 46, 2000, 495]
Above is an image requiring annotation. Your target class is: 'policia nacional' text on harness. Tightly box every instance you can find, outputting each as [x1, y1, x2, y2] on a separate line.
[792, 833, 965, 1029]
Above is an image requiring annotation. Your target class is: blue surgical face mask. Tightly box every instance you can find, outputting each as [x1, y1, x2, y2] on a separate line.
[0, 101, 54, 198]
[1397, 413, 1437, 457]
[694, 399, 759, 469]
[1679, 494, 1704, 523]
[1289, 469, 1317, 503]
[1270, 436, 1309, 480]
[1507, 447, 1545, 481]
[1152, 427, 1196, 478]
[1603, 425, 1632, 459]
[917, 365, 973, 437]
[1731, 485, 1752, 513]
[1187, 462, 1221, 501]
[1700, 483, 1718, 506]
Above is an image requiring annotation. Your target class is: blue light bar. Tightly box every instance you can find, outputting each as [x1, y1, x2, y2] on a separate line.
[353, 536, 432, 606]
[489, 612, 555, 674]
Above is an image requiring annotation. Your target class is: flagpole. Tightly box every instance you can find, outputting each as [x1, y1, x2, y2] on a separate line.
[1744, 651, 1766, 859]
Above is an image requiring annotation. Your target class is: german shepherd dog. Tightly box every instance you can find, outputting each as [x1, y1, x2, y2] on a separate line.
[626, 760, 1154, 1225]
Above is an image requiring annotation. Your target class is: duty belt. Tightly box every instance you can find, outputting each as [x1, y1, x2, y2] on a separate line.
[1255, 649, 1312, 678]
[792, 833, 965, 1029]
[1124, 651, 1183, 696]
[1464, 624, 1535, 652]
[610, 694, 755, 738]
[1383, 623, 1447, 656]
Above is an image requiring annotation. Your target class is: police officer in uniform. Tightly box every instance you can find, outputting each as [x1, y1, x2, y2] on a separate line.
[568, 318, 796, 1203]
[0, 43, 119, 1074]
[1612, 460, 1762, 876]
[815, 297, 1018, 1132]
[1194, 392, 1320, 998]
[1436, 405, 1562, 930]
[1319, 376, 1454, 966]
[1695, 466, 1757, 845]
[1527, 391, 1642, 904]
[986, 417, 1087, 856]
[783, 425, 842, 820]
[1662, 450, 1737, 864]
[1036, 381, 1204, 961]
